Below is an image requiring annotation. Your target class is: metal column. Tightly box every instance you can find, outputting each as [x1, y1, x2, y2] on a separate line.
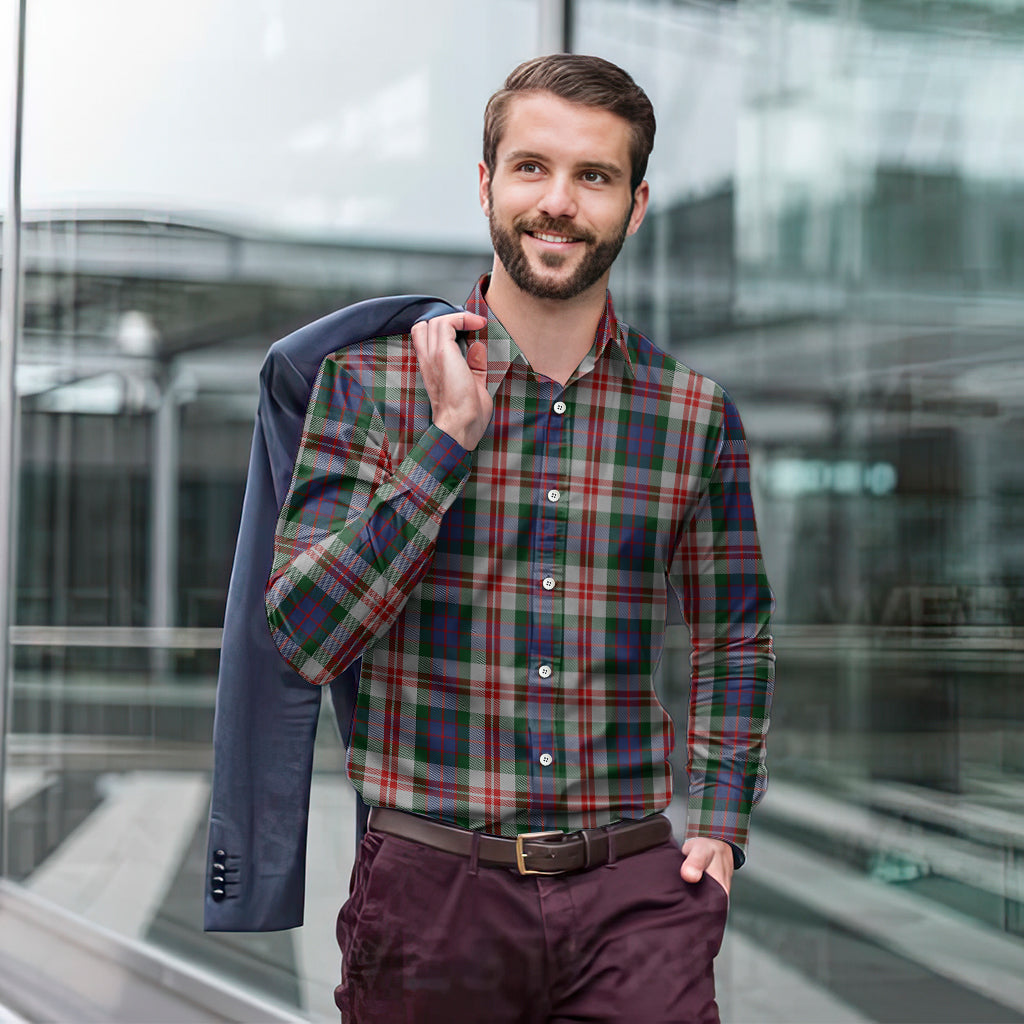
[149, 366, 179, 636]
[537, 0, 572, 53]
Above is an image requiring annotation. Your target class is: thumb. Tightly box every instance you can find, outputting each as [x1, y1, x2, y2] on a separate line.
[680, 843, 710, 883]
[466, 340, 488, 374]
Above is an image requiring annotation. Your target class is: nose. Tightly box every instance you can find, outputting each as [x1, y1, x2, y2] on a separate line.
[536, 174, 577, 220]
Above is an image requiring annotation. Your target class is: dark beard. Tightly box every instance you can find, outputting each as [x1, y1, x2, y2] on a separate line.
[488, 196, 630, 301]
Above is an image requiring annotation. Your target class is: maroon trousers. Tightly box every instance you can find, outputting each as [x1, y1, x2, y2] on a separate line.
[335, 828, 728, 1023]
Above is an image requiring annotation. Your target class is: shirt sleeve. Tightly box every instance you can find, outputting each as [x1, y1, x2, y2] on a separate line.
[667, 389, 775, 866]
[265, 353, 472, 685]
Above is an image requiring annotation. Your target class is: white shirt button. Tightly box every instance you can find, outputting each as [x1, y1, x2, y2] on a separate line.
[542, 577, 556, 591]
[553, 401, 567, 415]
[538, 664, 552, 679]
[547, 489, 560, 503]
[539, 752, 553, 767]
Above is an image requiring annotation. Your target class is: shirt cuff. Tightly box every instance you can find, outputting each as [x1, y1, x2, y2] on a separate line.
[387, 423, 473, 518]
[684, 792, 751, 869]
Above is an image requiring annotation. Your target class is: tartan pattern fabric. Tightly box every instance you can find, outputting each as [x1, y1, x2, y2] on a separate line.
[266, 276, 774, 855]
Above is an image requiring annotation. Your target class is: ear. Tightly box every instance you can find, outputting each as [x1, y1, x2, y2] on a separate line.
[478, 161, 492, 216]
[625, 180, 650, 237]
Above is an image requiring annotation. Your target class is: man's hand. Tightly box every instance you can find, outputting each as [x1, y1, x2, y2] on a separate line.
[411, 311, 491, 450]
[680, 836, 734, 896]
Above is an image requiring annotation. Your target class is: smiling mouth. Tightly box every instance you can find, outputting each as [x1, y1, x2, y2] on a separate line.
[528, 231, 581, 244]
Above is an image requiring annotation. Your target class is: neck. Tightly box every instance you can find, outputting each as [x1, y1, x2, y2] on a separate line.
[484, 260, 609, 386]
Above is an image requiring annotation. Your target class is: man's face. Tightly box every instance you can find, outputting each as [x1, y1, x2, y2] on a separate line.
[480, 92, 649, 302]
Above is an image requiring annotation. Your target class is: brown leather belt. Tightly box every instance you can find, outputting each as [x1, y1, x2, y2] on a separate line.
[368, 807, 673, 876]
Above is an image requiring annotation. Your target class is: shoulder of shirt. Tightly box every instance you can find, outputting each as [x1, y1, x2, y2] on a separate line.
[622, 321, 730, 409]
[309, 332, 412, 393]
[321, 331, 409, 367]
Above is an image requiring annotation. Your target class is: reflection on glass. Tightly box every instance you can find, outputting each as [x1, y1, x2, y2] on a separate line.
[577, 1, 1024, 1021]
[20, 0, 538, 247]
[9, 1, 539, 1019]
[0, 0, 13, 215]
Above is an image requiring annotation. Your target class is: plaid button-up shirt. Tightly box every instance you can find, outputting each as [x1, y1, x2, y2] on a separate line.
[266, 276, 774, 858]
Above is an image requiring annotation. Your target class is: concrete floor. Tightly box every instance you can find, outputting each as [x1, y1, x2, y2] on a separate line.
[7, 770, 1024, 1023]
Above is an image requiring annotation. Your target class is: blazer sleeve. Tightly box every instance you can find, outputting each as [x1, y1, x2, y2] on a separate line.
[204, 296, 458, 932]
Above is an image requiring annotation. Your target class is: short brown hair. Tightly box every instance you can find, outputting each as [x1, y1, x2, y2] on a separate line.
[483, 54, 656, 193]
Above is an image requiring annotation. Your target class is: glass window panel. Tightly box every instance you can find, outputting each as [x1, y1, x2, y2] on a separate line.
[0, 1, 12, 215]
[575, 1, 1024, 1021]
[11, 2, 540, 1018]
[22, 0, 539, 247]
[1, 0, 20, 915]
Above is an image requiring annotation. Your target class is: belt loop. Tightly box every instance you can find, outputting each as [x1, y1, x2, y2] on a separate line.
[581, 829, 593, 870]
[606, 828, 618, 869]
[468, 831, 480, 877]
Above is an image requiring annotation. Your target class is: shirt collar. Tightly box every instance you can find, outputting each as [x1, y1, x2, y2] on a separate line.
[462, 275, 635, 393]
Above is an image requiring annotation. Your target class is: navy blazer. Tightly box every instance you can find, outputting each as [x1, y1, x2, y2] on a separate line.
[204, 295, 459, 932]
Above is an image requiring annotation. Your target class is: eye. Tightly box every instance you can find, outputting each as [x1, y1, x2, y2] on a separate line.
[581, 170, 608, 184]
[517, 162, 542, 175]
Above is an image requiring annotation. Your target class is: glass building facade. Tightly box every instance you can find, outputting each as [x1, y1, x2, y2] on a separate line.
[1, 1, 1023, 1020]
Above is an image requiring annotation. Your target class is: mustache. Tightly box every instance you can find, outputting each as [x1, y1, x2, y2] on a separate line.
[513, 216, 595, 245]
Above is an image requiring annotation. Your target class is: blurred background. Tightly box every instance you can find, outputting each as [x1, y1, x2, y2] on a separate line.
[1, 0, 1023, 1021]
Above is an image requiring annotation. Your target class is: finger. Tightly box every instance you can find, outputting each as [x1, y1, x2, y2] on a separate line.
[423, 314, 459, 351]
[411, 321, 428, 362]
[428, 311, 483, 339]
[430, 311, 487, 345]
[417, 311, 486, 333]
[455, 311, 488, 331]
[466, 341, 488, 373]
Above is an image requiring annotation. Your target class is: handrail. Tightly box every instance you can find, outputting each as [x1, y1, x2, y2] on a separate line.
[6, 622, 1024, 652]
[9, 625, 224, 649]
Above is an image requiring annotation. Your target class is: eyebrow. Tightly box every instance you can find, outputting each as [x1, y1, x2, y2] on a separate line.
[502, 150, 626, 181]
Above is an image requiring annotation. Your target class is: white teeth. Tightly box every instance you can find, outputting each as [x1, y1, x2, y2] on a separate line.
[533, 232, 575, 244]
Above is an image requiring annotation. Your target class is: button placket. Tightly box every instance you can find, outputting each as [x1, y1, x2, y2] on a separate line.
[528, 384, 567, 801]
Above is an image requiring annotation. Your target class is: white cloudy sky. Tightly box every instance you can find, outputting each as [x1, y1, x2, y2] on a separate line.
[0, 0, 749, 247]
[2, 0, 1023, 247]
[7, 0, 541, 245]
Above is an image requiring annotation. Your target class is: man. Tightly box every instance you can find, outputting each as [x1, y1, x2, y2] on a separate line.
[265, 54, 774, 1023]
